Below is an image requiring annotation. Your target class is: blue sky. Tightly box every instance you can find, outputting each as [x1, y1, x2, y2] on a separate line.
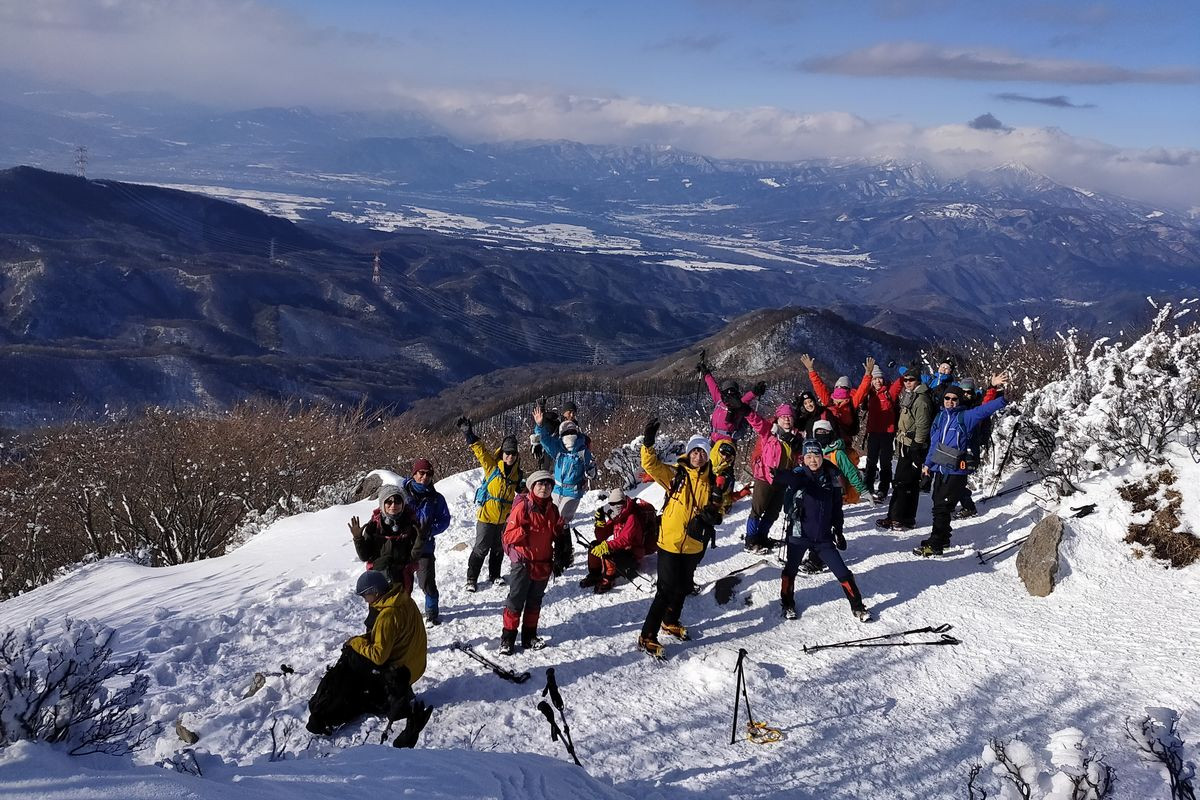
[0, 0, 1196, 206]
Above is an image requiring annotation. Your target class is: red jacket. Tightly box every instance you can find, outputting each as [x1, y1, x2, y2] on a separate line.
[502, 494, 562, 581]
[808, 370, 870, 436]
[596, 499, 646, 559]
[864, 381, 899, 434]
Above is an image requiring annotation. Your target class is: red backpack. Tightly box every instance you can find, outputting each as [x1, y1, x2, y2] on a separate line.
[632, 499, 660, 553]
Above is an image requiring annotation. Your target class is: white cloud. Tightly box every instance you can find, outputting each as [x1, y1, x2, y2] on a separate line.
[799, 41, 1200, 84]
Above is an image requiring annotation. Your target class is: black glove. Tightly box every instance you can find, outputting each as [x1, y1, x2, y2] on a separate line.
[834, 530, 847, 551]
[696, 360, 710, 376]
[642, 417, 660, 447]
[456, 416, 476, 443]
[552, 529, 572, 576]
[594, 507, 609, 527]
[752, 381, 767, 397]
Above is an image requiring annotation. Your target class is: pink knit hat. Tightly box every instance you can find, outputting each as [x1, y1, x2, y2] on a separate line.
[831, 387, 851, 401]
[775, 403, 795, 418]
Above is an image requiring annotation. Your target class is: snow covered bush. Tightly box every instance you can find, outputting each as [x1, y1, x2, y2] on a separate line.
[979, 302, 1200, 500]
[603, 434, 687, 489]
[969, 730, 1113, 800]
[1128, 707, 1197, 800]
[0, 618, 153, 755]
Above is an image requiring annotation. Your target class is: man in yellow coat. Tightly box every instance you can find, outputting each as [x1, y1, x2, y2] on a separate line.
[637, 418, 723, 659]
[307, 571, 431, 747]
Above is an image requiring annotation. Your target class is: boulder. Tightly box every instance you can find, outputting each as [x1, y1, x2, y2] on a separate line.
[348, 473, 384, 504]
[1016, 514, 1064, 597]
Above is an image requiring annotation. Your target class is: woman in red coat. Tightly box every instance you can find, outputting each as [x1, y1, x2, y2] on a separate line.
[500, 470, 570, 655]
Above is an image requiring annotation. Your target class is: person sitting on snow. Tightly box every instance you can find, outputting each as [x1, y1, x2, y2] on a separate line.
[402, 458, 451, 625]
[583, 488, 649, 594]
[774, 440, 871, 623]
[349, 485, 421, 591]
[306, 571, 432, 747]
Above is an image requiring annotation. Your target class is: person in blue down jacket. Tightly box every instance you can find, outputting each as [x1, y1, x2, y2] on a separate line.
[532, 405, 595, 525]
[402, 458, 451, 624]
[914, 371, 1010, 557]
[774, 439, 871, 622]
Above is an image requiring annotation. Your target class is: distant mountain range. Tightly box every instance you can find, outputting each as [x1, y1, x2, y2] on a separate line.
[1, 79, 1198, 424]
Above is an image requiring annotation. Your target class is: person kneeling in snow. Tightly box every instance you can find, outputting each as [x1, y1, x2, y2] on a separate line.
[775, 440, 871, 622]
[499, 470, 571, 655]
[583, 488, 650, 594]
[306, 571, 432, 747]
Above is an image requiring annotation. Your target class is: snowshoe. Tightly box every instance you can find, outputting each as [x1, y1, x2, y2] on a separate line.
[392, 701, 433, 749]
[660, 622, 690, 641]
[637, 636, 666, 659]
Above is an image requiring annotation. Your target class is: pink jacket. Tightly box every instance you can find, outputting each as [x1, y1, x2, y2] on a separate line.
[705, 374, 758, 442]
[747, 410, 795, 484]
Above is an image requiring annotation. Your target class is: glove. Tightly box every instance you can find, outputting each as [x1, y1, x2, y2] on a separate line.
[642, 417, 660, 448]
[456, 416, 471, 434]
[590, 540, 610, 558]
[752, 381, 767, 397]
[834, 530, 847, 551]
[594, 507, 609, 527]
[696, 359, 710, 376]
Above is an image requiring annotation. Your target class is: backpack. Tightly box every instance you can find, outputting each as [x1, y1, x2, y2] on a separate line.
[474, 463, 519, 508]
[631, 499, 660, 552]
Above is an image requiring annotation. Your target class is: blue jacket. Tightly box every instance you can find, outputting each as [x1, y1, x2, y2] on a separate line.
[536, 423, 595, 499]
[924, 396, 1007, 476]
[777, 461, 844, 544]
[402, 477, 451, 555]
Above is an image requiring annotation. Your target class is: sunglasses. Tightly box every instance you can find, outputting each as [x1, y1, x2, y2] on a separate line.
[943, 396, 961, 402]
[383, 497, 403, 506]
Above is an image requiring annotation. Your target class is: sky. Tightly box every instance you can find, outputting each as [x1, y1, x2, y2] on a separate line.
[0, 0, 1197, 207]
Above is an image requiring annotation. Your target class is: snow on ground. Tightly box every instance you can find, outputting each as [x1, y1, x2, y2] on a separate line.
[143, 183, 332, 221]
[1, 459, 1198, 798]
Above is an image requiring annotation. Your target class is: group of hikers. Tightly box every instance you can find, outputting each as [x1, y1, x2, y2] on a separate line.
[306, 353, 1011, 741]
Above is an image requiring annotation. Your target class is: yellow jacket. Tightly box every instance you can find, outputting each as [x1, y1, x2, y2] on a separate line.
[641, 445, 713, 556]
[470, 440, 523, 525]
[347, 585, 427, 682]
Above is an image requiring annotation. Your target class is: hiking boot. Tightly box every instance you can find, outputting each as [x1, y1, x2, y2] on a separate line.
[874, 517, 895, 531]
[853, 607, 873, 622]
[891, 521, 915, 531]
[579, 573, 600, 589]
[492, 577, 507, 587]
[912, 542, 945, 558]
[465, 580, 477, 593]
[522, 635, 546, 651]
[593, 580, 613, 595]
[800, 557, 825, 574]
[499, 630, 517, 656]
[660, 622, 690, 641]
[425, 609, 441, 626]
[637, 635, 665, 659]
[870, 491, 885, 505]
[392, 700, 433, 749]
[953, 508, 977, 520]
[781, 602, 798, 621]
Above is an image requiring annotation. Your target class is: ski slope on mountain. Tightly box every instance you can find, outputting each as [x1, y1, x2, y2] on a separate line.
[1, 456, 1198, 799]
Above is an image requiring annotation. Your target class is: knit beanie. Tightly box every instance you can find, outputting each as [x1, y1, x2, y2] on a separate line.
[871, 365, 884, 379]
[377, 484, 404, 512]
[834, 376, 852, 389]
[775, 403, 795, 419]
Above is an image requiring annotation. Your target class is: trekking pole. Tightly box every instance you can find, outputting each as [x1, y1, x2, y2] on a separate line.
[572, 527, 651, 591]
[818, 634, 961, 650]
[730, 648, 782, 744]
[983, 414, 1023, 500]
[977, 536, 1029, 564]
[542, 668, 581, 766]
[804, 624, 954, 654]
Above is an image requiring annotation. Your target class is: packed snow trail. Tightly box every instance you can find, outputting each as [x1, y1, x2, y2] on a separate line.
[1, 460, 1198, 799]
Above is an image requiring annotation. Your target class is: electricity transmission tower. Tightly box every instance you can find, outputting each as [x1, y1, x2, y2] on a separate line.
[74, 145, 88, 178]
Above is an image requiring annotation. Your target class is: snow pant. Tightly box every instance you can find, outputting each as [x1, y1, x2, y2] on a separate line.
[398, 561, 418, 596]
[503, 562, 548, 642]
[306, 650, 415, 735]
[888, 443, 928, 526]
[585, 549, 640, 589]
[553, 492, 582, 526]
[640, 549, 703, 641]
[415, 554, 438, 614]
[746, 479, 786, 544]
[864, 432, 895, 495]
[929, 472, 969, 549]
[780, 538, 864, 613]
[467, 521, 505, 584]
[955, 484, 977, 514]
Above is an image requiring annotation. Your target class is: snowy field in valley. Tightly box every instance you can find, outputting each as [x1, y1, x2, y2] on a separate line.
[1, 455, 1198, 798]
